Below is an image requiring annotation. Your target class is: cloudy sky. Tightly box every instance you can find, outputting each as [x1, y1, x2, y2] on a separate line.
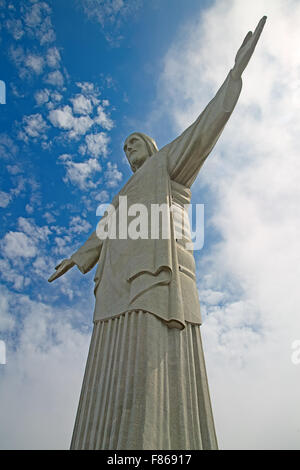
[0, 0, 299, 450]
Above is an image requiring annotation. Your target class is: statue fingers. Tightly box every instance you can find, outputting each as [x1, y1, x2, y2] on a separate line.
[48, 265, 67, 282]
[240, 31, 252, 50]
[55, 258, 69, 270]
[49, 259, 75, 282]
[48, 271, 59, 282]
[252, 16, 267, 47]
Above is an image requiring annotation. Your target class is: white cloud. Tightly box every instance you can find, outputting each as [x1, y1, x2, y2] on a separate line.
[58, 153, 72, 162]
[49, 105, 94, 139]
[1, 232, 37, 258]
[49, 94, 113, 142]
[10, 83, 25, 99]
[24, 1, 55, 45]
[94, 104, 114, 130]
[17, 217, 50, 242]
[70, 94, 93, 115]
[0, 285, 91, 449]
[6, 18, 24, 40]
[61, 157, 102, 190]
[24, 53, 44, 74]
[75, 82, 102, 108]
[69, 216, 92, 234]
[78, 144, 86, 155]
[76, 81, 97, 95]
[0, 220, 51, 291]
[0, 134, 18, 159]
[46, 46, 61, 68]
[0, 287, 15, 331]
[32, 256, 53, 279]
[104, 161, 122, 188]
[34, 88, 50, 106]
[24, 2, 48, 28]
[155, 0, 300, 450]
[19, 113, 48, 141]
[9, 45, 27, 77]
[6, 165, 21, 175]
[0, 258, 29, 291]
[51, 91, 63, 103]
[25, 204, 34, 215]
[9, 46, 48, 79]
[85, 132, 110, 157]
[53, 235, 72, 255]
[44, 70, 64, 87]
[0, 191, 11, 208]
[48, 86, 113, 142]
[49, 105, 74, 129]
[42, 211, 56, 224]
[80, 0, 134, 26]
[94, 189, 109, 202]
[79, 0, 141, 44]
[10, 176, 26, 198]
[67, 116, 93, 139]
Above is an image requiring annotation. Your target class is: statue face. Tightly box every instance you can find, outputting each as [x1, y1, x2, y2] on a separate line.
[124, 134, 149, 172]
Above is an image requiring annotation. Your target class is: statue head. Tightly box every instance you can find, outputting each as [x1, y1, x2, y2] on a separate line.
[123, 132, 158, 172]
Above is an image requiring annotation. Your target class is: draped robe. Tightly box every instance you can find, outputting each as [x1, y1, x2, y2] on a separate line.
[71, 71, 242, 329]
[70, 70, 242, 450]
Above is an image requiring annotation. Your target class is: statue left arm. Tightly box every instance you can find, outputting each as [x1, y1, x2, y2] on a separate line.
[167, 16, 267, 187]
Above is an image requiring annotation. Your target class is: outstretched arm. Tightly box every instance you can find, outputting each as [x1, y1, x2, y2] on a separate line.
[48, 258, 75, 282]
[167, 16, 267, 187]
[231, 16, 267, 81]
[48, 230, 102, 282]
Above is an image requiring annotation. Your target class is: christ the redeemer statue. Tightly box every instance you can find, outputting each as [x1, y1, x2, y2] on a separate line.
[49, 17, 266, 450]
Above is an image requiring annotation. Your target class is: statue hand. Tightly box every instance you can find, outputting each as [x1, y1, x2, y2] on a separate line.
[231, 16, 267, 80]
[48, 258, 75, 282]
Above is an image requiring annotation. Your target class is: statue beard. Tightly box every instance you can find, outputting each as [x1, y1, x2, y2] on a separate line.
[129, 153, 149, 172]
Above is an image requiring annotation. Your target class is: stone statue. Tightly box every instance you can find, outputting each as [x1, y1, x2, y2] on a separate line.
[49, 17, 266, 450]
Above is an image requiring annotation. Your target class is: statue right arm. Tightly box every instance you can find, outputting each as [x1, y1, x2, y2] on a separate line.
[48, 231, 102, 282]
[70, 230, 103, 274]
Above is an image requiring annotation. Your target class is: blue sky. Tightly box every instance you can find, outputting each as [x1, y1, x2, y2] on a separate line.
[1, 0, 300, 450]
